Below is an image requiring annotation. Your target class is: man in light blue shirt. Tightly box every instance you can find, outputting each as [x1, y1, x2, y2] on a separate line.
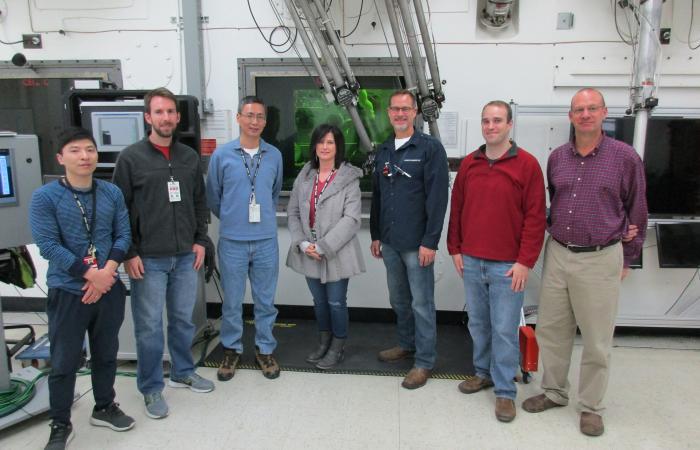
[206, 96, 283, 381]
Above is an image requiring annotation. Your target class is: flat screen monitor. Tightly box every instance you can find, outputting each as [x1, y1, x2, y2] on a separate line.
[90, 111, 145, 151]
[0, 148, 17, 206]
[656, 223, 700, 268]
[642, 118, 700, 218]
[591, 117, 700, 219]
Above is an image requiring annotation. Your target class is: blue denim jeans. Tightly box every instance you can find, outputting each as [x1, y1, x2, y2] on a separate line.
[462, 255, 523, 400]
[305, 277, 349, 338]
[381, 243, 437, 369]
[130, 252, 198, 395]
[218, 237, 279, 354]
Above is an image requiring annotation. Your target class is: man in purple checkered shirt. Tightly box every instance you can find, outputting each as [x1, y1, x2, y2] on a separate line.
[522, 88, 647, 437]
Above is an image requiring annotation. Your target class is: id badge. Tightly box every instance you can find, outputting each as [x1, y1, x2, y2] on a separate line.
[83, 255, 98, 268]
[249, 202, 261, 223]
[168, 181, 181, 202]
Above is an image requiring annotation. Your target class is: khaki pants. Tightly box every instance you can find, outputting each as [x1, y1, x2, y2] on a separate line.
[536, 237, 623, 414]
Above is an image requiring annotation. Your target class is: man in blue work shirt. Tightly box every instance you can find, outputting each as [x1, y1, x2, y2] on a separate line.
[370, 89, 449, 389]
[30, 127, 134, 450]
[206, 96, 283, 381]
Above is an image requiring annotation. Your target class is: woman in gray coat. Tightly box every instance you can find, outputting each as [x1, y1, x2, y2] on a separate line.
[286, 123, 365, 369]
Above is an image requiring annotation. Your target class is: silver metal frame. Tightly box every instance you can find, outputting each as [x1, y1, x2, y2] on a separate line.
[0, 59, 123, 87]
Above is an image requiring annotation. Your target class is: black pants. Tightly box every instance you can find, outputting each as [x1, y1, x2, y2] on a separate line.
[46, 281, 126, 424]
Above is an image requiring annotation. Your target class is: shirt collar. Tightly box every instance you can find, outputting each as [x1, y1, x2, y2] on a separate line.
[474, 140, 519, 160]
[569, 132, 606, 157]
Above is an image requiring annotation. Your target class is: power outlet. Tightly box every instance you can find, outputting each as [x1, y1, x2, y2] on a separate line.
[23, 34, 42, 49]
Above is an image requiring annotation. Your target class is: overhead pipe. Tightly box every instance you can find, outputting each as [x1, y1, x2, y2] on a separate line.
[310, 0, 359, 88]
[383, 0, 417, 92]
[631, 0, 663, 159]
[396, 0, 440, 139]
[411, 0, 443, 101]
[283, 0, 334, 101]
[293, 0, 373, 153]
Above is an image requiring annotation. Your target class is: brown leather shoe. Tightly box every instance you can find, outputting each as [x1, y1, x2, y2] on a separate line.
[495, 397, 516, 423]
[522, 393, 565, 413]
[580, 412, 604, 437]
[401, 367, 431, 389]
[458, 376, 494, 394]
[378, 346, 415, 363]
[217, 348, 240, 382]
[255, 348, 280, 380]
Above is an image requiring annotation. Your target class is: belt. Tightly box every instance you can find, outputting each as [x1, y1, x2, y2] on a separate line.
[553, 238, 620, 253]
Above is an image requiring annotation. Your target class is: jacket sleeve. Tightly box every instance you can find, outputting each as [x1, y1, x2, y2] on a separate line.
[286, 174, 306, 251]
[111, 152, 139, 259]
[205, 151, 222, 219]
[369, 157, 381, 242]
[421, 140, 449, 249]
[316, 178, 362, 259]
[621, 151, 648, 267]
[107, 187, 132, 264]
[29, 189, 89, 279]
[192, 157, 209, 247]
[517, 157, 547, 268]
[446, 160, 467, 255]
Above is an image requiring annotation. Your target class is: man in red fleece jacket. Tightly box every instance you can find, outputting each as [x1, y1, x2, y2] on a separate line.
[447, 100, 546, 423]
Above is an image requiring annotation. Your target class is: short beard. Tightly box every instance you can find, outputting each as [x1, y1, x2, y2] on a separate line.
[153, 126, 173, 139]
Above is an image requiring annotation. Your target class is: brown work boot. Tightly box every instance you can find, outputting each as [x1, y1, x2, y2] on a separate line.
[217, 348, 240, 382]
[495, 398, 516, 423]
[255, 347, 280, 380]
[401, 367, 431, 389]
[378, 346, 415, 363]
[522, 393, 565, 413]
[580, 412, 604, 437]
[458, 376, 494, 394]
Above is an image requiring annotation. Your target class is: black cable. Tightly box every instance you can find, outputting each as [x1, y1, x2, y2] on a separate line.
[247, 0, 296, 54]
[614, 0, 635, 45]
[0, 37, 25, 45]
[690, 0, 700, 50]
[341, 0, 364, 38]
[373, 0, 393, 58]
[269, 1, 315, 79]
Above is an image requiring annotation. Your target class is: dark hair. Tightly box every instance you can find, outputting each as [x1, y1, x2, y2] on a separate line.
[144, 87, 178, 113]
[56, 127, 96, 154]
[238, 95, 267, 114]
[482, 100, 513, 122]
[389, 89, 417, 108]
[309, 124, 345, 170]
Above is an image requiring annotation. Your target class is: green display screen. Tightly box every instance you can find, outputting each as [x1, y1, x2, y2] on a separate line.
[256, 76, 403, 191]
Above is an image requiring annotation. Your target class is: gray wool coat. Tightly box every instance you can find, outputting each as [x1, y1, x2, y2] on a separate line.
[286, 161, 366, 283]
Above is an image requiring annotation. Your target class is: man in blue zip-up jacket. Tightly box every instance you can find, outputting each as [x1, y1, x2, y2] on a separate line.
[112, 88, 214, 421]
[370, 90, 449, 389]
[30, 127, 134, 449]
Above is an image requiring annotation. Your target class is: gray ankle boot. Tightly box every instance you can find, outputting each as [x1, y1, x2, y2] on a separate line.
[306, 331, 332, 364]
[316, 337, 345, 370]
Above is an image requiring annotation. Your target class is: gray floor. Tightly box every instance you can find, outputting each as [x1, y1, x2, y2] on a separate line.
[1, 312, 699, 450]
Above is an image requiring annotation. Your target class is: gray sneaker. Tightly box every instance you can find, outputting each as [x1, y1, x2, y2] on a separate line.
[144, 392, 169, 419]
[90, 402, 135, 431]
[168, 372, 215, 393]
[44, 422, 74, 450]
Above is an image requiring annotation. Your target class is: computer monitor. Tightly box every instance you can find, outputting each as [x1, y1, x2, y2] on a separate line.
[0, 147, 17, 206]
[89, 111, 145, 167]
[596, 117, 700, 219]
[656, 223, 700, 268]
